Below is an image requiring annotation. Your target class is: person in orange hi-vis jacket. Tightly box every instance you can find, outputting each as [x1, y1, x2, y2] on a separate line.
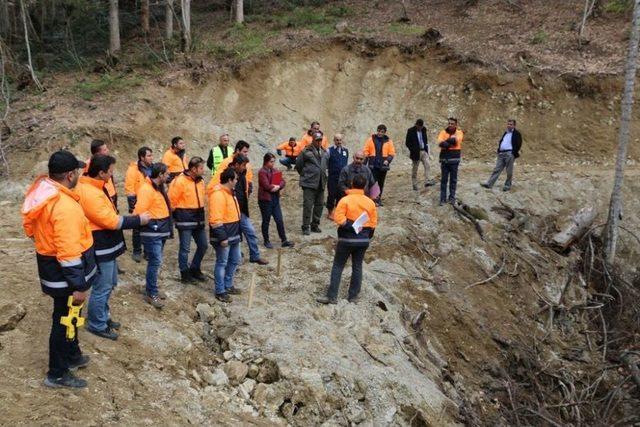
[162, 136, 189, 184]
[124, 146, 154, 262]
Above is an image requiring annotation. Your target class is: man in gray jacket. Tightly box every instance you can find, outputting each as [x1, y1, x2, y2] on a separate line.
[295, 131, 328, 235]
[338, 151, 376, 197]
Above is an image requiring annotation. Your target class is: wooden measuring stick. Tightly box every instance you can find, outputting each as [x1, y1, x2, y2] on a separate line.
[248, 272, 256, 308]
[276, 248, 282, 277]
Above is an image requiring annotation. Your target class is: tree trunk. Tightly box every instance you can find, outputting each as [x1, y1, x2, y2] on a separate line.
[19, 0, 43, 91]
[602, 0, 640, 265]
[165, 0, 174, 39]
[235, 0, 244, 24]
[109, 0, 121, 54]
[180, 0, 191, 52]
[552, 207, 597, 251]
[141, 0, 150, 34]
[0, 0, 9, 38]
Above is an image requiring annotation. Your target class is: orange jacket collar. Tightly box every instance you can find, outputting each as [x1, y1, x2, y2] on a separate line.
[345, 189, 365, 195]
[79, 175, 106, 190]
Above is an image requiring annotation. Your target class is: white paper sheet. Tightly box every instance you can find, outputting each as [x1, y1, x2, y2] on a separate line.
[352, 211, 369, 234]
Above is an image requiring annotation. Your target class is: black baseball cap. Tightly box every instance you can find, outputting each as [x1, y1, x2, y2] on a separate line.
[48, 150, 86, 174]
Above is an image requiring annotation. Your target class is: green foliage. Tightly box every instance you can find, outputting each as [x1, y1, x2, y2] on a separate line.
[73, 73, 143, 101]
[326, 5, 353, 18]
[531, 30, 548, 45]
[203, 25, 272, 61]
[388, 23, 425, 36]
[603, 0, 633, 13]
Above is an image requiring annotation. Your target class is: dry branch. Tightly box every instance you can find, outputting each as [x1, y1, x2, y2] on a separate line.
[466, 255, 506, 289]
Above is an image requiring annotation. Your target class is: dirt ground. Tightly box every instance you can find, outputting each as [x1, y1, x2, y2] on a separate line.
[1, 41, 640, 425]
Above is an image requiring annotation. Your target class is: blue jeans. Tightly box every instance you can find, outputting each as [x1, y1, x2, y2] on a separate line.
[142, 236, 165, 297]
[214, 242, 241, 295]
[258, 198, 287, 243]
[87, 259, 118, 331]
[440, 161, 460, 202]
[240, 213, 261, 261]
[279, 157, 295, 169]
[178, 227, 208, 272]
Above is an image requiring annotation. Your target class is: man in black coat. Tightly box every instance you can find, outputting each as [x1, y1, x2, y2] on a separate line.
[481, 119, 523, 191]
[405, 119, 433, 191]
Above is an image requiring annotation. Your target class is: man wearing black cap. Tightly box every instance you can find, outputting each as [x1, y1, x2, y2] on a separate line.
[22, 150, 97, 389]
[295, 131, 328, 235]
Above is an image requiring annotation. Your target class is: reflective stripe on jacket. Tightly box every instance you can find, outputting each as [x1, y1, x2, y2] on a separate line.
[334, 189, 378, 246]
[22, 176, 97, 296]
[134, 180, 172, 238]
[437, 129, 464, 161]
[168, 173, 206, 230]
[75, 176, 140, 262]
[363, 135, 396, 169]
[208, 185, 241, 246]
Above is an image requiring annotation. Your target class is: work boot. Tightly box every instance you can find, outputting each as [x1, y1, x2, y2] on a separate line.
[144, 294, 164, 309]
[316, 296, 337, 305]
[281, 241, 295, 248]
[132, 252, 142, 263]
[180, 270, 195, 284]
[480, 182, 491, 189]
[302, 228, 310, 236]
[227, 287, 242, 295]
[68, 355, 90, 371]
[87, 326, 118, 341]
[190, 268, 207, 282]
[425, 180, 436, 187]
[44, 372, 87, 389]
[347, 297, 359, 304]
[215, 293, 231, 303]
[502, 186, 511, 192]
[250, 258, 269, 265]
[264, 241, 274, 249]
[311, 226, 322, 233]
[107, 319, 121, 330]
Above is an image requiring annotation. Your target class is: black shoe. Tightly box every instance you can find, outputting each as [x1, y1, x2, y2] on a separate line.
[264, 241, 274, 249]
[215, 293, 231, 303]
[502, 186, 511, 192]
[87, 326, 118, 341]
[180, 270, 195, 283]
[250, 258, 269, 265]
[311, 226, 322, 233]
[282, 241, 295, 248]
[44, 372, 87, 389]
[425, 180, 436, 187]
[107, 319, 121, 330]
[412, 184, 418, 191]
[132, 252, 142, 263]
[316, 296, 337, 305]
[190, 268, 207, 282]
[68, 355, 90, 371]
[347, 296, 359, 304]
[227, 287, 242, 295]
[302, 228, 310, 236]
[480, 182, 491, 189]
[439, 201, 446, 206]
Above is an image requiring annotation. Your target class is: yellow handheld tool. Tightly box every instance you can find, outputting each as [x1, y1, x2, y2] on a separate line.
[60, 296, 85, 340]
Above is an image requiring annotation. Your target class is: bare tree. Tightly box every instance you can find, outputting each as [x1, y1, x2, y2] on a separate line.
[579, 0, 597, 45]
[19, 0, 43, 91]
[141, 0, 150, 34]
[165, 0, 174, 39]
[109, 0, 121, 54]
[181, 0, 191, 52]
[235, 0, 244, 24]
[0, 0, 10, 38]
[602, 0, 640, 265]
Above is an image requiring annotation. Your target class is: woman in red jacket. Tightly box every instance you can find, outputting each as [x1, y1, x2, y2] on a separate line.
[258, 153, 294, 249]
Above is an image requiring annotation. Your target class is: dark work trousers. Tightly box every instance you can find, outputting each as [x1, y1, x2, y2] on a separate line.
[49, 295, 82, 378]
[127, 197, 142, 255]
[326, 174, 341, 211]
[440, 161, 460, 203]
[327, 242, 369, 300]
[259, 197, 288, 243]
[372, 168, 388, 200]
[302, 187, 324, 230]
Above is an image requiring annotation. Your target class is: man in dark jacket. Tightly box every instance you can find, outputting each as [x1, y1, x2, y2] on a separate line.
[295, 131, 328, 235]
[405, 119, 434, 190]
[326, 134, 349, 220]
[480, 119, 523, 191]
[338, 151, 376, 196]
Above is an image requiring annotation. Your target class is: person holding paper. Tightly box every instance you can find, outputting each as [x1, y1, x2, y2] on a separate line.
[258, 153, 294, 249]
[316, 175, 378, 305]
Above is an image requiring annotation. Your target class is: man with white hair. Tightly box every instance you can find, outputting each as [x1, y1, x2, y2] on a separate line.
[326, 134, 349, 220]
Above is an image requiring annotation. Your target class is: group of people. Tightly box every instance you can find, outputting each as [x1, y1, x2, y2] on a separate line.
[22, 117, 522, 389]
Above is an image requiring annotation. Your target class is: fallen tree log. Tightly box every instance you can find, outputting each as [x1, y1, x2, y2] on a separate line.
[551, 207, 597, 251]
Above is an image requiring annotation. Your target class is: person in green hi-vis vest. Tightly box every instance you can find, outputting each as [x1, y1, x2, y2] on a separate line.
[207, 133, 231, 176]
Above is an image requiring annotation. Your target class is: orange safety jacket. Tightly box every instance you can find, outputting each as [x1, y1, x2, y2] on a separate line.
[208, 185, 241, 246]
[298, 133, 329, 150]
[437, 128, 464, 161]
[208, 156, 253, 196]
[363, 135, 396, 170]
[277, 140, 302, 158]
[134, 179, 172, 238]
[162, 148, 189, 182]
[168, 172, 206, 230]
[75, 176, 141, 262]
[84, 159, 117, 206]
[124, 161, 152, 213]
[22, 176, 97, 296]
[334, 188, 378, 246]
